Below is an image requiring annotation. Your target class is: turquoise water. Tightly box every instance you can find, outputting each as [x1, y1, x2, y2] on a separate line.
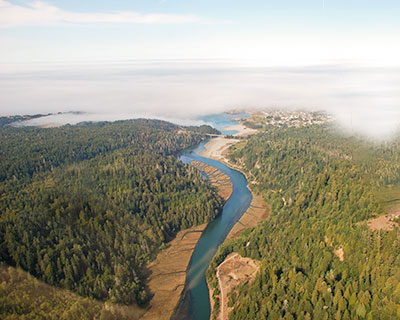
[198, 113, 248, 135]
[179, 141, 252, 320]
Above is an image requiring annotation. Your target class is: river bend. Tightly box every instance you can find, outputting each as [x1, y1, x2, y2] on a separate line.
[179, 142, 252, 320]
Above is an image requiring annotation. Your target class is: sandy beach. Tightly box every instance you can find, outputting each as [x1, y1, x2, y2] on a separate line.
[224, 123, 258, 137]
[198, 137, 240, 160]
[198, 123, 257, 161]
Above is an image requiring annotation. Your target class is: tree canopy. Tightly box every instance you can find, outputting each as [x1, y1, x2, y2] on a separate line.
[0, 119, 223, 312]
[208, 125, 400, 319]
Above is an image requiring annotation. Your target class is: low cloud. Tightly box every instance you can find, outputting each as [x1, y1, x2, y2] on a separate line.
[1, 61, 399, 139]
[0, 0, 205, 28]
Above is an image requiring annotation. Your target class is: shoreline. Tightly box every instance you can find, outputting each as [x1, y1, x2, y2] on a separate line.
[143, 159, 233, 320]
[142, 224, 208, 320]
[149, 121, 262, 320]
[201, 122, 270, 320]
[199, 124, 255, 185]
[224, 123, 258, 137]
[207, 191, 268, 320]
[198, 123, 257, 162]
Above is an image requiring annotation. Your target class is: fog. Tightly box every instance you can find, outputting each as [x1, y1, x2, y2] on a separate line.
[1, 60, 399, 139]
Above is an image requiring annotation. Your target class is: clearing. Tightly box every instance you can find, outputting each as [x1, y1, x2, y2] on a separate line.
[215, 253, 259, 320]
[368, 186, 400, 231]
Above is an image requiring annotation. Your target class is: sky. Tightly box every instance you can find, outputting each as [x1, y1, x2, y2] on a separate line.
[1, 0, 400, 64]
[0, 1, 400, 138]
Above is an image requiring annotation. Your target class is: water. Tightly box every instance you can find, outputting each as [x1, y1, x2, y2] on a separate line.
[198, 113, 248, 135]
[179, 141, 252, 320]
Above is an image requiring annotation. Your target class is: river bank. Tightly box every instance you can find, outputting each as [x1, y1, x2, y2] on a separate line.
[142, 159, 233, 320]
[198, 123, 257, 161]
[177, 145, 252, 320]
[160, 117, 259, 320]
[207, 191, 268, 320]
[142, 224, 207, 320]
[200, 123, 271, 320]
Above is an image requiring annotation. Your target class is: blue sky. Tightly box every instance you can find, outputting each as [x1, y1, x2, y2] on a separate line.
[1, 0, 399, 64]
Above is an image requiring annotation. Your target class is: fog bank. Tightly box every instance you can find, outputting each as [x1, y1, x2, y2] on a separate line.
[1, 61, 399, 138]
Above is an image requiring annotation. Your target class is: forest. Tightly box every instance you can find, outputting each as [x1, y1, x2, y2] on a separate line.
[0, 119, 224, 317]
[208, 125, 400, 319]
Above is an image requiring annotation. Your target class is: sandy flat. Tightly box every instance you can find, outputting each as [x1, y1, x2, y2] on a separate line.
[199, 123, 257, 161]
[224, 124, 258, 137]
[198, 137, 240, 161]
[192, 161, 233, 201]
[143, 224, 207, 320]
[227, 193, 269, 240]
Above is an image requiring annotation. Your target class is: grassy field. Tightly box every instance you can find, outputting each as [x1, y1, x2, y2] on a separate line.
[0, 264, 145, 320]
[375, 184, 400, 215]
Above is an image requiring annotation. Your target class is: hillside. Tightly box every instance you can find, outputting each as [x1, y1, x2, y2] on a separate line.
[0, 119, 224, 317]
[208, 124, 400, 319]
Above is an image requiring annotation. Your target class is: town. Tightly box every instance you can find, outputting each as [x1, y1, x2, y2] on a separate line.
[243, 109, 334, 129]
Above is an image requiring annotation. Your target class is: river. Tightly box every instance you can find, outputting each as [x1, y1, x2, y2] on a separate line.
[178, 139, 252, 320]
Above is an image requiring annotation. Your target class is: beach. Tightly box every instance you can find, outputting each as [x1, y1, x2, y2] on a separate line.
[198, 123, 257, 161]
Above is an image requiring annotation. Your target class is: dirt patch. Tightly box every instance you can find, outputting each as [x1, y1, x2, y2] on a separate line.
[177, 129, 187, 134]
[215, 253, 259, 320]
[367, 214, 399, 231]
[142, 224, 207, 320]
[334, 246, 345, 262]
[227, 193, 269, 240]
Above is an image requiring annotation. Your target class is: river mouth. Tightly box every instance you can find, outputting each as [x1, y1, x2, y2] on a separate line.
[177, 141, 252, 320]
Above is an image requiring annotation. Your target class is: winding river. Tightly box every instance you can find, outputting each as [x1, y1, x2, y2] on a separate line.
[178, 140, 252, 320]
